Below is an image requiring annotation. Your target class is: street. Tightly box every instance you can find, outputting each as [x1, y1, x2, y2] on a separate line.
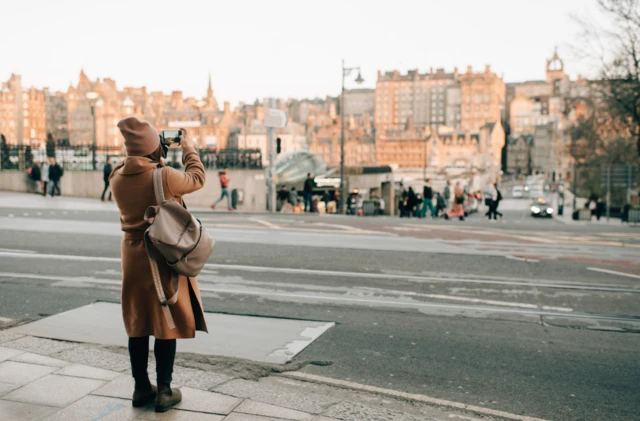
[0, 193, 639, 421]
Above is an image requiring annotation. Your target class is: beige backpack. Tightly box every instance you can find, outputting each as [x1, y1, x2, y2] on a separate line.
[144, 167, 215, 329]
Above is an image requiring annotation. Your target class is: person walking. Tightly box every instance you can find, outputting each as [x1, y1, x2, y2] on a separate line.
[408, 187, 418, 218]
[41, 157, 50, 196]
[101, 157, 113, 201]
[28, 161, 41, 193]
[277, 185, 289, 212]
[444, 182, 465, 221]
[322, 190, 330, 213]
[110, 118, 208, 413]
[493, 183, 503, 219]
[422, 179, 436, 218]
[443, 180, 451, 210]
[211, 168, 234, 211]
[48, 157, 63, 197]
[304, 173, 314, 212]
[287, 187, 299, 212]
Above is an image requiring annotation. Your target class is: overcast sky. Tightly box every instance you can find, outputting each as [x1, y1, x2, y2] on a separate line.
[2, 0, 602, 105]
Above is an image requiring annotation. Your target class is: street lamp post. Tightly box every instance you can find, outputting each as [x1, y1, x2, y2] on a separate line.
[340, 60, 364, 214]
[86, 91, 99, 170]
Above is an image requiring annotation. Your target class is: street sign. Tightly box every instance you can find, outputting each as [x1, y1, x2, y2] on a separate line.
[264, 108, 288, 128]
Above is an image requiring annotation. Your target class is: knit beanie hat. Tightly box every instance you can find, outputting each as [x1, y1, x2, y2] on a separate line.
[117, 117, 160, 157]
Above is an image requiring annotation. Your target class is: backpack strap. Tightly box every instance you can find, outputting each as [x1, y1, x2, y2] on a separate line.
[152, 168, 165, 205]
[144, 231, 179, 330]
[146, 166, 179, 330]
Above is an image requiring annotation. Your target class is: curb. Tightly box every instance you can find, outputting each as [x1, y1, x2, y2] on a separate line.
[281, 371, 552, 421]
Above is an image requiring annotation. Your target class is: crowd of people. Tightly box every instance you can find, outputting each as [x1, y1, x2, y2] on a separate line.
[28, 157, 64, 197]
[398, 179, 503, 222]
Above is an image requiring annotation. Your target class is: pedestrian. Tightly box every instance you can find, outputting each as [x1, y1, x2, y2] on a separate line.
[322, 189, 330, 214]
[557, 185, 565, 216]
[48, 157, 63, 197]
[304, 173, 314, 212]
[28, 161, 41, 193]
[493, 183, 503, 219]
[407, 187, 418, 218]
[444, 182, 465, 221]
[378, 196, 385, 215]
[211, 167, 234, 211]
[101, 157, 113, 201]
[596, 198, 603, 221]
[41, 157, 50, 196]
[485, 183, 497, 220]
[443, 180, 451, 210]
[589, 198, 597, 219]
[422, 179, 436, 218]
[277, 185, 289, 212]
[110, 118, 208, 412]
[288, 187, 299, 212]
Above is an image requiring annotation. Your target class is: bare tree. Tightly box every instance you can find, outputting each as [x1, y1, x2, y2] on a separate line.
[573, 0, 640, 156]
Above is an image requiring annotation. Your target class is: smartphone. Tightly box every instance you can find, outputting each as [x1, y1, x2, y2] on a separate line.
[160, 130, 182, 144]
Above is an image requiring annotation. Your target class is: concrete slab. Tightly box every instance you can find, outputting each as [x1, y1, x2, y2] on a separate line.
[2, 336, 78, 356]
[0, 399, 60, 421]
[0, 361, 58, 385]
[0, 346, 24, 363]
[12, 302, 335, 364]
[41, 395, 142, 421]
[214, 379, 339, 414]
[56, 364, 122, 381]
[136, 409, 225, 420]
[3, 374, 105, 407]
[54, 347, 130, 372]
[173, 387, 241, 415]
[10, 352, 70, 368]
[0, 331, 23, 344]
[92, 375, 137, 400]
[0, 382, 20, 396]
[234, 400, 314, 420]
[223, 414, 290, 421]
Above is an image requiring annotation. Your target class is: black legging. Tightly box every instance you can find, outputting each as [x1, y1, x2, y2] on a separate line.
[129, 337, 176, 386]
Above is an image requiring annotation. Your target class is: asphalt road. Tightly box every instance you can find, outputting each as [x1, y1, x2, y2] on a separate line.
[0, 195, 639, 421]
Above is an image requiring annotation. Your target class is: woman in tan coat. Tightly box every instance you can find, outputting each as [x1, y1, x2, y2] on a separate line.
[110, 117, 208, 412]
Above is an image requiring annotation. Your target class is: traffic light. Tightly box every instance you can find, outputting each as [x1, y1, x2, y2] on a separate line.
[276, 137, 281, 154]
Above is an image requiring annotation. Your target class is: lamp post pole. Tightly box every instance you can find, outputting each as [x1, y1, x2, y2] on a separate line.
[339, 60, 364, 215]
[91, 104, 97, 171]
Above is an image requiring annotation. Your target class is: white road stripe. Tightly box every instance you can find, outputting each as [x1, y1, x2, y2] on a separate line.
[0, 271, 635, 322]
[249, 217, 281, 230]
[0, 250, 636, 293]
[505, 255, 540, 263]
[587, 267, 640, 280]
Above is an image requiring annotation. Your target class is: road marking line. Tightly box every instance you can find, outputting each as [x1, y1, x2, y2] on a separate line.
[248, 217, 281, 230]
[587, 267, 640, 280]
[0, 248, 37, 254]
[505, 255, 540, 263]
[1, 271, 637, 323]
[282, 372, 552, 421]
[202, 287, 639, 322]
[0, 250, 636, 294]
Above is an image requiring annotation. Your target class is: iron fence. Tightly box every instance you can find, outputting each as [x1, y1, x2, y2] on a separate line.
[0, 144, 262, 171]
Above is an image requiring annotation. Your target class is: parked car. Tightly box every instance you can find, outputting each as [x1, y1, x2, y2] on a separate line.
[512, 186, 524, 199]
[531, 197, 553, 218]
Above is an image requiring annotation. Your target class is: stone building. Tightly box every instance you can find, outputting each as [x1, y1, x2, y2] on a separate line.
[459, 65, 506, 132]
[375, 68, 459, 131]
[343, 88, 375, 118]
[506, 134, 533, 176]
[44, 90, 68, 144]
[0, 74, 46, 146]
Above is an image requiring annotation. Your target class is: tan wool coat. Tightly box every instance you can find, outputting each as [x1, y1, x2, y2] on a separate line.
[110, 147, 208, 339]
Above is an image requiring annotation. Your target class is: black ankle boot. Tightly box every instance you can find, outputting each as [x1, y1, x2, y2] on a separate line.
[132, 379, 157, 408]
[155, 383, 182, 413]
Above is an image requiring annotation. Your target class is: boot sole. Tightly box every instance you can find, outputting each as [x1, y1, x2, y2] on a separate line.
[132, 394, 156, 408]
[155, 398, 182, 413]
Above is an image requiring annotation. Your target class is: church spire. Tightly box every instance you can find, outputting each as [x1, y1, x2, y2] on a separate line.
[207, 73, 213, 98]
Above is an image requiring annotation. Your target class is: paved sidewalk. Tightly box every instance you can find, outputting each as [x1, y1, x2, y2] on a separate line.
[0, 330, 497, 421]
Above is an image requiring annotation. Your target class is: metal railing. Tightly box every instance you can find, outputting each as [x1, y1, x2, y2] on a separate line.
[0, 144, 263, 171]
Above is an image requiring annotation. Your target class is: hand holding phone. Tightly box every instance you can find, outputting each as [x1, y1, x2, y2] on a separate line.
[160, 130, 182, 144]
